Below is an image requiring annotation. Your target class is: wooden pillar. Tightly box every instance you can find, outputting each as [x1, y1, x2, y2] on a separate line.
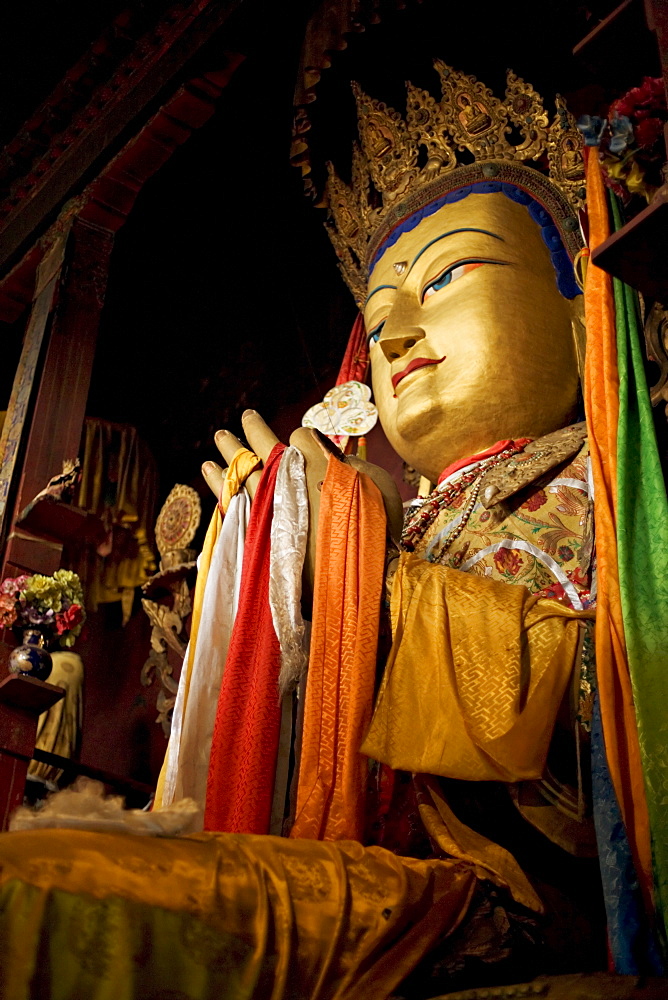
[0, 675, 63, 829]
[0, 230, 70, 546]
[0, 57, 244, 585]
[2, 215, 114, 579]
[645, 0, 668, 139]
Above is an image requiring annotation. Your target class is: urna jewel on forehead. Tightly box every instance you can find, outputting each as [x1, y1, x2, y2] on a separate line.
[324, 62, 586, 307]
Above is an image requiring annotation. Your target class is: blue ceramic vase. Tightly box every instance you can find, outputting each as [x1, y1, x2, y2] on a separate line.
[8, 628, 53, 681]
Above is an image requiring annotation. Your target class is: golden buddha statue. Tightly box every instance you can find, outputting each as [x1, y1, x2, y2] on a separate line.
[456, 93, 492, 136]
[561, 137, 586, 181]
[366, 116, 395, 159]
[308, 66, 596, 865]
[200, 59, 601, 955]
[0, 63, 623, 1000]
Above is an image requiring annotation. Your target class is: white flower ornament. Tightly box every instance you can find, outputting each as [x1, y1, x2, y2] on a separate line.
[302, 381, 378, 438]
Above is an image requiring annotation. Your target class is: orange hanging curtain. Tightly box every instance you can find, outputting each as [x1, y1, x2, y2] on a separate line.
[291, 455, 386, 842]
[583, 148, 652, 908]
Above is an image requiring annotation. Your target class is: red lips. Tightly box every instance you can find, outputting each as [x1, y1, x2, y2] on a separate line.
[392, 356, 446, 391]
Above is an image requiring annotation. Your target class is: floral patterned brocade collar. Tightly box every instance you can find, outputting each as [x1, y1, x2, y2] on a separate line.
[401, 422, 588, 558]
[437, 439, 531, 485]
[476, 422, 588, 509]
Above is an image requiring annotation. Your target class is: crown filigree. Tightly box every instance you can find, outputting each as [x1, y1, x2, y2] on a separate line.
[325, 63, 585, 307]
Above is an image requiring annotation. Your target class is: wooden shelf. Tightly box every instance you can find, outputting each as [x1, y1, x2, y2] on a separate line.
[591, 186, 668, 301]
[573, 0, 659, 88]
[32, 749, 154, 806]
[0, 674, 64, 714]
[574, 0, 637, 55]
[16, 495, 105, 547]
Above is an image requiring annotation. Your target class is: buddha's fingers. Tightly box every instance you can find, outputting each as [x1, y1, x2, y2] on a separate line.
[214, 429, 246, 466]
[213, 428, 264, 501]
[347, 456, 404, 544]
[241, 410, 280, 463]
[202, 461, 227, 502]
[289, 427, 328, 479]
[291, 427, 403, 543]
[289, 427, 328, 612]
[245, 469, 262, 499]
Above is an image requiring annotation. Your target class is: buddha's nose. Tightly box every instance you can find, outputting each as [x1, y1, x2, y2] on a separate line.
[379, 324, 426, 362]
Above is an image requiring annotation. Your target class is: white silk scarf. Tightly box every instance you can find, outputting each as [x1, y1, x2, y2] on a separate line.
[159, 639, 189, 808]
[162, 490, 250, 814]
[269, 445, 309, 697]
[268, 446, 309, 836]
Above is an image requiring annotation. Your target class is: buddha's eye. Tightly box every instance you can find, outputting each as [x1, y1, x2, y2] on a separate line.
[367, 320, 386, 345]
[421, 258, 507, 303]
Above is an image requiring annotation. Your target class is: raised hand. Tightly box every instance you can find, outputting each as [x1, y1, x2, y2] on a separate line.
[202, 410, 404, 606]
[201, 411, 280, 502]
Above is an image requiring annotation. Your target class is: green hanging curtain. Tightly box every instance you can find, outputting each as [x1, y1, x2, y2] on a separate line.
[613, 194, 668, 949]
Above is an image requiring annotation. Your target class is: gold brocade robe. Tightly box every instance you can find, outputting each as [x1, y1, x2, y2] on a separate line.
[362, 554, 592, 781]
[363, 425, 597, 854]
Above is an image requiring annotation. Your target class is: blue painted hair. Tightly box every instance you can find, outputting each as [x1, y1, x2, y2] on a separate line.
[369, 180, 581, 300]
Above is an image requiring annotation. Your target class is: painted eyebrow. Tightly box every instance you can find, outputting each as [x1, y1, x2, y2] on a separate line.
[364, 283, 397, 307]
[407, 228, 504, 275]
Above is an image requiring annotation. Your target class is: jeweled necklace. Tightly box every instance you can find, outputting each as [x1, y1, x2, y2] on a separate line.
[400, 440, 530, 556]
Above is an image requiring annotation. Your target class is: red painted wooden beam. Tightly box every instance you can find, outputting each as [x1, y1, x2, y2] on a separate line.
[2, 218, 115, 579]
[0, 247, 41, 326]
[0, 54, 244, 324]
[0, 0, 244, 277]
[80, 60, 244, 233]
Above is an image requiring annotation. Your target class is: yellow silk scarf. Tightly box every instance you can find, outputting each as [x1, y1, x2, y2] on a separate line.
[362, 553, 593, 783]
[0, 827, 476, 1000]
[220, 447, 261, 513]
[154, 507, 222, 808]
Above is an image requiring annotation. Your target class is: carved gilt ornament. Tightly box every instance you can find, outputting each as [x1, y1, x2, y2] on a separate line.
[326, 62, 585, 306]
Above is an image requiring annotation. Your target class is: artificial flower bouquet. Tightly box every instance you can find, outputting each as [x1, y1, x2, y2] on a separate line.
[0, 569, 86, 648]
[578, 76, 667, 204]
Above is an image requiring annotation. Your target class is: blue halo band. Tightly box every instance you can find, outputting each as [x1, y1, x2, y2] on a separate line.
[369, 180, 581, 300]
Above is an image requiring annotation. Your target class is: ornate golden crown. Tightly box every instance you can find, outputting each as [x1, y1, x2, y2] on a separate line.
[325, 62, 585, 307]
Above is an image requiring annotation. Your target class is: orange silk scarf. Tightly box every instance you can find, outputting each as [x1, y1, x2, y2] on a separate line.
[291, 455, 386, 842]
[583, 149, 652, 907]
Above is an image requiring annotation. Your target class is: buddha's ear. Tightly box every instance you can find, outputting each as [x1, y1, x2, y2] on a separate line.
[569, 293, 586, 387]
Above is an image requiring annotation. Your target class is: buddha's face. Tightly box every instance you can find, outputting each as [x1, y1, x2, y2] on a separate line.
[364, 192, 582, 483]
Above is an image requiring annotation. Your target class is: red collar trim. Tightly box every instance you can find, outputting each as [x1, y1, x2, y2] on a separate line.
[437, 438, 533, 485]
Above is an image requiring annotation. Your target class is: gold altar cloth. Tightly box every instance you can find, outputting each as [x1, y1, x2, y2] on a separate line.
[0, 828, 477, 1000]
[362, 553, 593, 783]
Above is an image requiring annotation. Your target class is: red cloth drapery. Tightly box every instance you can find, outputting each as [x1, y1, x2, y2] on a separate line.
[205, 443, 286, 834]
[337, 314, 368, 385]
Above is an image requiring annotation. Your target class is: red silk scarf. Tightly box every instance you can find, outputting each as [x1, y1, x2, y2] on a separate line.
[336, 314, 368, 386]
[205, 442, 286, 834]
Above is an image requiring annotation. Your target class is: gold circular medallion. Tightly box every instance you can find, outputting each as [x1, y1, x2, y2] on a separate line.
[155, 485, 201, 559]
